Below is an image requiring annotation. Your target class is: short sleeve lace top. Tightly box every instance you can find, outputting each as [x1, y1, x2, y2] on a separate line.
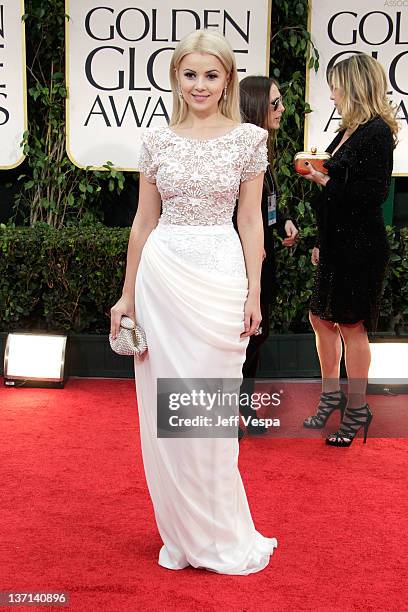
[137, 123, 268, 226]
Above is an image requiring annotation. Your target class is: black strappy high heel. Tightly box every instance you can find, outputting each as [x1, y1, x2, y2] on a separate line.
[303, 390, 347, 429]
[326, 404, 373, 447]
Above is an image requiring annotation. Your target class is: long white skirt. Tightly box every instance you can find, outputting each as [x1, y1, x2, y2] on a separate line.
[134, 221, 277, 575]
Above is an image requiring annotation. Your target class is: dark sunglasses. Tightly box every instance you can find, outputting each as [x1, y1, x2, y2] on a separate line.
[270, 96, 283, 111]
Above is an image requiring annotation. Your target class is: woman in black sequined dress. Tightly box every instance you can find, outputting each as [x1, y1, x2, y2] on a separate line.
[301, 54, 399, 447]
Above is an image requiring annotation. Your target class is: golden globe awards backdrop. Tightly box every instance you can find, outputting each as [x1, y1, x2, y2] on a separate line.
[0, 0, 27, 169]
[306, 0, 408, 176]
[65, 0, 272, 170]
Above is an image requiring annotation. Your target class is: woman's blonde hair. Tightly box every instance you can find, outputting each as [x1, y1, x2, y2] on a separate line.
[169, 29, 241, 126]
[329, 54, 399, 145]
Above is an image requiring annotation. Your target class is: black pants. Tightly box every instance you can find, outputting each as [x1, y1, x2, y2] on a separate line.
[239, 302, 270, 419]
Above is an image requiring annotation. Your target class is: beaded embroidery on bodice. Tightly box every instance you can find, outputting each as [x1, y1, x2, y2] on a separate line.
[138, 123, 268, 226]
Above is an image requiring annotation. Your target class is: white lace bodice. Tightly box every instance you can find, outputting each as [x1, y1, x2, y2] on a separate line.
[138, 123, 268, 226]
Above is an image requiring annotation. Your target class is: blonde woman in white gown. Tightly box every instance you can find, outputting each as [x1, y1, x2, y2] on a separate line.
[110, 29, 277, 575]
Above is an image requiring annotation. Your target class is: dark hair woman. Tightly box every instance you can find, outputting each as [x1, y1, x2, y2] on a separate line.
[301, 54, 399, 447]
[237, 75, 299, 437]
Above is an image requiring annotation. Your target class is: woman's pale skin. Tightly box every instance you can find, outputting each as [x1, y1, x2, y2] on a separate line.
[301, 83, 370, 408]
[111, 52, 264, 339]
[267, 83, 298, 249]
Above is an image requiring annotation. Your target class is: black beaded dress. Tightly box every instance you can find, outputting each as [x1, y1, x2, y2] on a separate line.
[310, 116, 394, 332]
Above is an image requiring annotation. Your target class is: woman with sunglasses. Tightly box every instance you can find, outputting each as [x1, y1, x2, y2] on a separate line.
[237, 76, 299, 437]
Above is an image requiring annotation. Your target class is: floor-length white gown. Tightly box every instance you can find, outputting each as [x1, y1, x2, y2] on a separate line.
[135, 123, 277, 575]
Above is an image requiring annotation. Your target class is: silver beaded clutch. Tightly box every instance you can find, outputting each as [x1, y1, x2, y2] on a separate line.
[109, 315, 148, 357]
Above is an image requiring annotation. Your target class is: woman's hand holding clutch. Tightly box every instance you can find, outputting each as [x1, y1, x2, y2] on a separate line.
[302, 162, 330, 186]
[110, 294, 136, 340]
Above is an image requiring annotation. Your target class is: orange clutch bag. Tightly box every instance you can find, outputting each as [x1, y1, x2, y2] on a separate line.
[294, 147, 331, 175]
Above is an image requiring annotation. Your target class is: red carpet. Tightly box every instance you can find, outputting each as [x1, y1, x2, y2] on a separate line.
[0, 378, 407, 611]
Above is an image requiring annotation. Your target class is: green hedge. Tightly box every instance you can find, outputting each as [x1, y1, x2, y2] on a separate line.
[1, 225, 407, 334]
[0, 225, 128, 334]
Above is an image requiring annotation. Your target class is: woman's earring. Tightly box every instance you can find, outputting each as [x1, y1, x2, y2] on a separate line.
[177, 86, 183, 99]
[223, 85, 227, 101]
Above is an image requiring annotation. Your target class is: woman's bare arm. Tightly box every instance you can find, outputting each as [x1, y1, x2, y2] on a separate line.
[237, 172, 264, 337]
[110, 175, 161, 338]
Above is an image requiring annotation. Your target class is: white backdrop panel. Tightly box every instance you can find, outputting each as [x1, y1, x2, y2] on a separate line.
[0, 0, 27, 169]
[66, 0, 271, 170]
